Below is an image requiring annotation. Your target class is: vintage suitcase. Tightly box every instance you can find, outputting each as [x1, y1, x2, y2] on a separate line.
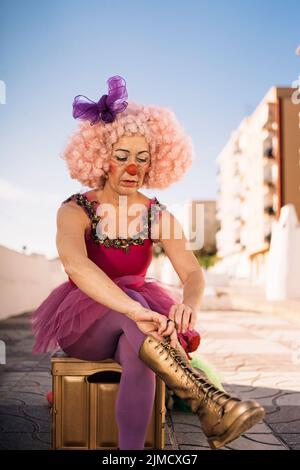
[51, 354, 166, 450]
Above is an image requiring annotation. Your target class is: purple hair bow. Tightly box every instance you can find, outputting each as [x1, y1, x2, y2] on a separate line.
[72, 75, 128, 125]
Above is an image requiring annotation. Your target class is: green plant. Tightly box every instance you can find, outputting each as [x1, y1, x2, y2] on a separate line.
[194, 249, 219, 269]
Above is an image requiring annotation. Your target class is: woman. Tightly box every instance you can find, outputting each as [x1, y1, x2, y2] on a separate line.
[32, 75, 264, 450]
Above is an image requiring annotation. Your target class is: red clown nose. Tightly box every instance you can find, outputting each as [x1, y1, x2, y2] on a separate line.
[126, 164, 137, 175]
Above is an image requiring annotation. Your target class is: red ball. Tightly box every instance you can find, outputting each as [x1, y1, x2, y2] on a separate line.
[46, 391, 53, 406]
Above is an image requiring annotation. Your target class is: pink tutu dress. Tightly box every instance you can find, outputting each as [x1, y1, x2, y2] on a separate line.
[31, 191, 200, 358]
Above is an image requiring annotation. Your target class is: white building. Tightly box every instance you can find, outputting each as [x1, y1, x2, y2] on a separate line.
[216, 87, 300, 284]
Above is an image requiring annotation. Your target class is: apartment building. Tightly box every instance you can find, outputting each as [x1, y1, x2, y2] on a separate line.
[186, 199, 219, 254]
[216, 87, 300, 281]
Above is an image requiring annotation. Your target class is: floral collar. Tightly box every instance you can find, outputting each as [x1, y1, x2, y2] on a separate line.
[70, 193, 166, 253]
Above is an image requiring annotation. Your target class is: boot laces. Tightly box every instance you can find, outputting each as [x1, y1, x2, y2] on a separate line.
[156, 338, 235, 417]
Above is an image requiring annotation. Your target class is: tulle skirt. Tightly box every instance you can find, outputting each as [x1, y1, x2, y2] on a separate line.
[31, 275, 200, 357]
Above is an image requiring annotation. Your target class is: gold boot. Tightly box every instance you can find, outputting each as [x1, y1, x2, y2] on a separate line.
[139, 335, 265, 450]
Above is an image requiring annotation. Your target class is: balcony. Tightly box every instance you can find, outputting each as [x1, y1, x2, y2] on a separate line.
[264, 206, 276, 216]
[264, 233, 272, 244]
[263, 181, 276, 191]
[263, 162, 277, 185]
[262, 103, 276, 131]
[263, 147, 275, 159]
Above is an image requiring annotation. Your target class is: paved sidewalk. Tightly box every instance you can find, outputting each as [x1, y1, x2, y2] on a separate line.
[0, 310, 299, 450]
[201, 278, 300, 322]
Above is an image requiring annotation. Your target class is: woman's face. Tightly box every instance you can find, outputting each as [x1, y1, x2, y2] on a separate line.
[106, 134, 151, 194]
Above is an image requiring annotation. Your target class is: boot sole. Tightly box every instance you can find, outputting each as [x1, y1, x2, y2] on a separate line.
[208, 405, 265, 450]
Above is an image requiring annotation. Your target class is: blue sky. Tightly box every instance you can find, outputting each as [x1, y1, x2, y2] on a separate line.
[0, 0, 299, 258]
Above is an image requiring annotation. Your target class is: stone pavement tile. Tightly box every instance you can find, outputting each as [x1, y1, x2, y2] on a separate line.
[173, 415, 201, 432]
[258, 329, 300, 344]
[269, 420, 300, 434]
[0, 372, 27, 391]
[173, 422, 201, 433]
[267, 400, 300, 419]
[224, 316, 290, 327]
[199, 322, 244, 333]
[221, 372, 300, 391]
[2, 390, 50, 406]
[0, 330, 31, 342]
[12, 373, 51, 393]
[275, 392, 300, 407]
[0, 412, 37, 432]
[34, 431, 51, 447]
[164, 428, 171, 445]
[175, 431, 209, 447]
[220, 372, 264, 386]
[280, 434, 300, 450]
[24, 372, 52, 384]
[201, 331, 257, 340]
[180, 445, 212, 450]
[170, 411, 199, 425]
[22, 405, 51, 432]
[250, 375, 300, 391]
[225, 433, 287, 450]
[225, 385, 284, 408]
[166, 413, 179, 450]
[204, 357, 266, 369]
[177, 432, 286, 451]
[4, 361, 50, 372]
[0, 396, 27, 410]
[237, 364, 300, 374]
[227, 384, 280, 400]
[0, 432, 51, 450]
[201, 338, 291, 354]
[0, 394, 51, 433]
[240, 421, 272, 434]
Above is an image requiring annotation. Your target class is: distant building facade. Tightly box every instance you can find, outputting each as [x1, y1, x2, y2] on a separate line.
[216, 87, 300, 282]
[185, 199, 219, 254]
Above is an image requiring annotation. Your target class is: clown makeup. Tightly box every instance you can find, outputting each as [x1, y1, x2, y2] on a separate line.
[107, 135, 151, 194]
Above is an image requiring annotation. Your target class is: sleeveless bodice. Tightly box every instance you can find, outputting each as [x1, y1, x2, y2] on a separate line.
[32, 192, 201, 357]
[61, 192, 166, 281]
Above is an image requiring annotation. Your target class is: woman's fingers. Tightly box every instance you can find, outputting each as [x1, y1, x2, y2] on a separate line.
[182, 309, 192, 334]
[145, 317, 178, 347]
[188, 310, 197, 330]
[169, 304, 185, 333]
[150, 331, 164, 342]
[161, 319, 175, 337]
[168, 304, 195, 334]
[169, 328, 178, 349]
[154, 314, 167, 334]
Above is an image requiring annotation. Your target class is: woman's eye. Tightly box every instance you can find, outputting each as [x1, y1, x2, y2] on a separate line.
[115, 156, 127, 161]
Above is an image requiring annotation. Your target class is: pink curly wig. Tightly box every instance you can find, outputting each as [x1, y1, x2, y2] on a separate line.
[61, 100, 195, 189]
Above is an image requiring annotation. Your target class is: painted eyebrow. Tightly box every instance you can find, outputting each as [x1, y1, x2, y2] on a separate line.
[114, 149, 150, 155]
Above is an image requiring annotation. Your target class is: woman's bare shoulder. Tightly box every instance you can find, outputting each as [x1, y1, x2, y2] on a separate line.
[136, 192, 153, 206]
[57, 197, 90, 230]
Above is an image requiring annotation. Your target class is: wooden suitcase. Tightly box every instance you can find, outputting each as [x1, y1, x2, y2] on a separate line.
[51, 354, 166, 450]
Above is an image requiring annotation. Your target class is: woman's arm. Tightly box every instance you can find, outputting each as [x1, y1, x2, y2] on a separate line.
[157, 210, 206, 333]
[181, 269, 205, 311]
[56, 203, 142, 320]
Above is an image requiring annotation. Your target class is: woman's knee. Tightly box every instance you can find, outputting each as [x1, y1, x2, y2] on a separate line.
[115, 335, 155, 376]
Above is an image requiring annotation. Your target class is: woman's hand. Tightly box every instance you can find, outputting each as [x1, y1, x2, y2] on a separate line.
[132, 306, 178, 348]
[168, 303, 197, 334]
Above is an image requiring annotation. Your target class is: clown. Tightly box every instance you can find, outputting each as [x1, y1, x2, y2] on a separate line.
[32, 75, 264, 450]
